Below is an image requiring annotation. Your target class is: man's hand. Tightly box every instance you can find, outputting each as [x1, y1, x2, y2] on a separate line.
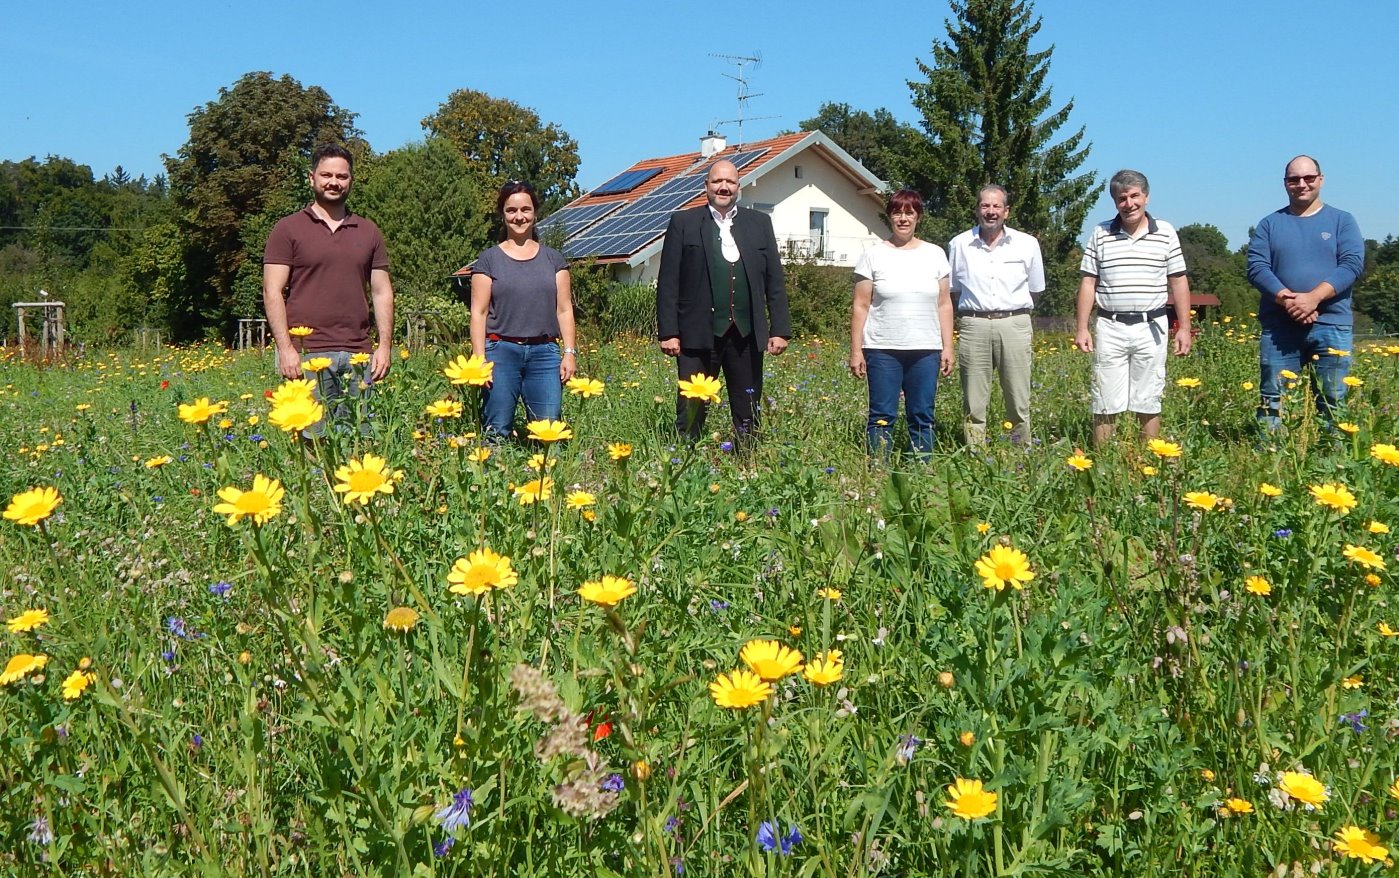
[371, 345, 392, 382]
[659, 338, 681, 357]
[276, 340, 303, 380]
[767, 337, 788, 356]
[1075, 329, 1094, 353]
[1173, 326, 1193, 357]
[1283, 290, 1321, 323]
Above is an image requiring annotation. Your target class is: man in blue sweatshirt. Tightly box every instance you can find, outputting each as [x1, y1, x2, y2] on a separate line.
[1247, 155, 1364, 429]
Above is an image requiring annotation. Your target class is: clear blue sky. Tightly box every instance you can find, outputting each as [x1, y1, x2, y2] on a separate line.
[5, 0, 1396, 249]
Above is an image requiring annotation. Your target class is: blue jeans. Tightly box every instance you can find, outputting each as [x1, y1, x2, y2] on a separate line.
[1258, 321, 1351, 429]
[866, 349, 939, 457]
[482, 340, 562, 439]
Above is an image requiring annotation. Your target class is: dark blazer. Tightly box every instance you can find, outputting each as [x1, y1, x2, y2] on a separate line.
[656, 205, 791, 349]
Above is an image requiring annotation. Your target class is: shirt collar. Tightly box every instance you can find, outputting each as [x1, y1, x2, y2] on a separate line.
[1107, 213, 1158, 236]
[971, 225, 1013, 248]
[303, 203, 359, 228]
[708, 204, 738, 223]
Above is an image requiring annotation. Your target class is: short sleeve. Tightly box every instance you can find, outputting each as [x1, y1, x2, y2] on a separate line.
[929, 246, 950, 279]
[543, 246, 568, 273]
[472, 247, 499, 280]
[264, 217, 294, 265]
[1165, 228, 1187, 275]
[1079, 228, 1100, 276]
[853, 248, 873, 281]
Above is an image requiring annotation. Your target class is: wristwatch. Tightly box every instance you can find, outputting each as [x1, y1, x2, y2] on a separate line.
[563, 347, 578, 355]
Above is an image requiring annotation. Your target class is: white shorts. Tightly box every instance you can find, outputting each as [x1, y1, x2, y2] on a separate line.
[1091, 315, 1167, 415]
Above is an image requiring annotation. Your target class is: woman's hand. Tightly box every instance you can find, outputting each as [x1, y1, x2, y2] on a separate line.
[939, 349, 955, 377]
[848, 350, 866, 379]
[559, 352, 577, 382]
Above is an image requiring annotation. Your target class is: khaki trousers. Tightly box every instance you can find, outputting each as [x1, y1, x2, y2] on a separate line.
[958, 313, 1033, 445]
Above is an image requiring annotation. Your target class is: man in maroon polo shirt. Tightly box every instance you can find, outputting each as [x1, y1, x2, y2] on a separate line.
[263, 143, 394, 431]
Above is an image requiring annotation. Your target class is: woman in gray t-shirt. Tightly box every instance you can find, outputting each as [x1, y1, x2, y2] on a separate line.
[469, 182, 578, 439]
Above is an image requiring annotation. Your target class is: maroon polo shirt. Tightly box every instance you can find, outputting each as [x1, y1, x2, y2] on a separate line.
[263, 205, 390, 353]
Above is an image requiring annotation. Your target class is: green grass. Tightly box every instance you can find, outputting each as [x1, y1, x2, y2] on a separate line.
[1, 323, 1397, 877]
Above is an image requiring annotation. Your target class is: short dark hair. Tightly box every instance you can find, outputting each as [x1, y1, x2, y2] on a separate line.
[978, 184, 1009, 205]
[886, 188, 924, 217]
[311, 143, 354, 173]
[495, 180, 540, 242]
[1109, 169, 1149, 198]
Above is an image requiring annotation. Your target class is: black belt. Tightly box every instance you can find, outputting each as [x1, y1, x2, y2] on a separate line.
[958, 308, 1032, 319]
[488, 333, 555, 344]
[1097, 306, 1169, 325]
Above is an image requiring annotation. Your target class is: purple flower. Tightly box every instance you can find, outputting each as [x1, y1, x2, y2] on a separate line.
[600, 773, 625, 793]
[709, 599, 729, 613]
[161, 649, 177, 663]
[434, 788, 474, 831]
[27, 815, 53, 845]
[191, 733, 204, 750]
[433, 836, 455, 857]
[766, 507, 779, 518]
[1340, 709, 1368, 734]
[1273, 528, 1292, 539]
[209, 581, 233, 598]
[756, 821, 802, 855]
[167, 617, 189, 639]
[896, 733, 922, 765]
[664, 815, 680, 833]
[719, 441, 734, 452]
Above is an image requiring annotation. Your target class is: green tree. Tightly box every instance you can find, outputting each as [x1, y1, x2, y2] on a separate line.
[164, 71, 363, 339]
[1178, 223, 1251, 317]
[1354, 263, 1399, 331]
[422, 89, 580, 213]
[907, 0, 1099, 314]
[798, 102, 922, 185]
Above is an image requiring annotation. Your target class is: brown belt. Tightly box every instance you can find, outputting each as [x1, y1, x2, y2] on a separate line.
[488, 333, 555, 344]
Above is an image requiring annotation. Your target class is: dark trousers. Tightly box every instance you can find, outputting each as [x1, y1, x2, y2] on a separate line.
[675, 328, 763, 441]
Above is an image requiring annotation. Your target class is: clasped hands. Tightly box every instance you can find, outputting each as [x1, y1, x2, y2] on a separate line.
[1276, 289, 1321, 325]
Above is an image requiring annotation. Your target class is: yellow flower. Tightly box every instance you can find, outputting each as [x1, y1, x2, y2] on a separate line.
[212, 474, 285, 527]
[526, 452, 556, 471]
[400, 348, 410, 360]
[443, 353, 493, 386]
[1258, 483, 1282, 498]
[678, 373, 722, 404]
[1327, 347, 1350, 357]
[632, 760, 652, 781]
[1146, 438, 1182, 459]
[735, 511, 748, 522]
[525, 419, 573, 443]
[709, 668, 772, 709]
[1241, 381, 1255, 391]
[817, 586, 842, 601]
[1370, 443, 1399, 466]
[447, 548, 518, 596]
[1066, 451, 1093, 471]
[802, 650, 843, 686]
[1140, 465, 1158, 476]
[1309, 482, 1357, 515]
[75, 403, 92, 412]
[288, 326, 314, 338]
[0, 653, 48, 685]
[333, 453, 397, 506]
[177, 396, 228, 424]
[1337, 422, 1360, 434]
[938, 671, 956, 688]
[1365, 573, 1382, 587]
[1343, 375, 1364, 388]
[1278, 369, 1299, 380]
[1369, 520, 1390, 534]
[959, 731, 976, 747]
[61, 669, 94, 700]
[466, 447, 491, 463]
[1379, 622, 1398, 637]
[513, 477, 553, 505]
[217, 418, 234, 430]
[1175, 377, 1201, 388]
[268, 396, 324, 433]
[1224, 797, 1253, 815]
[425, 399, 463, 419]
[976, 521, 991, 534]
[269, 379, 316, 407]
[1182, 491, 1221, 511]
[1244, 575, 1271, 596]
[1333, 826, 1388, 864]
[7, 609, 50, 634]
[566, 491, 596, 510]
[1342, 675, 1363, 689]
[945, 778, 997, 820]
[975, 545, 1035, 592]
[144, 455, 173, 469]
[348, 352, 371, 366]
[577, 575, 637, 606]
[740, 639, 804, 681]
[1390, 779, 1399, 800]
[582, 509, 597, 522]
[383, 606, 420, 632]
[566, 377, 605, 398]
[1344, 544, 1386, 570]
[300, 356, 333, 373]
[608, 442, 633, 461]
[1277, 770, 1327, 809]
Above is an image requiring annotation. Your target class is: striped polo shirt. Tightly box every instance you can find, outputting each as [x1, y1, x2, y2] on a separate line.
[1080, 214, 1186, 312]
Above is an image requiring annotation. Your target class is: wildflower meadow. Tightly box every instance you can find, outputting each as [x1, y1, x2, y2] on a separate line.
[3, 320, 1399, 876]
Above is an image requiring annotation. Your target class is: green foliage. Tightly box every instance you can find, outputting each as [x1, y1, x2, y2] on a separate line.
[782, 256, 852, 339]
[798, 103, 922, 185]
[1178, 223, 1253, 317]
[1354, 264, 1399, 332]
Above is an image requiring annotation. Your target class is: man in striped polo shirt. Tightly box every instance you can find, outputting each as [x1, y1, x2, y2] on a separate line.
[1074, 169, 1193, 447]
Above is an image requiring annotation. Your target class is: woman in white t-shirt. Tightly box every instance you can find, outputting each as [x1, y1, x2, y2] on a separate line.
[849, 189, 954, 457]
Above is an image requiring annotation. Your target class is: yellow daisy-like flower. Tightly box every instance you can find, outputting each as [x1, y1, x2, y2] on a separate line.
[1066, 451, 1093, 471]
[802, 650, 844, 686]
[817, 587, 842, 601]
[349, 352, 371, 366]
[1241, 381, 1255, 391]
[975, 545, 1035, 592]
[302, 356, 334, 373]
[1365, 573, 1382, 587]
[0, 653, 48, 685]
[708, 669, 772, 709]
[678, 373, 722, 404]
[1277, 771, 1327, 809]
[1278, 369, 1299, 380]
[1343, 375, 1364, 388]
[513, 477, 553, 505]
[1369, 521, 1390, 534]
[425, 399, 463, 419]
[1244, 575, 1271, 596]
[739, 639, 804, 681]
[1175, 377, 1201, 388]
[269, 378, 316, 407]
[177, 396, 228, 425]
[1389, 779, 1399, 800]
[566, 377, 605, 398]
[61, 669, 94, 700]
[1309, 482, 1357, 515]
[443, 353, 493, 386]
[1182, 491, 1221, 512]
[976, 521, 991, 534]
[144, 455, 173, 469]
[212, 474, 285, 527]
[577, 575, 637, 606]
[565, 490, 596, 510]
[1140, 465, 1158, 476]
[446, 548, 518, 596]
[75, 403, 92, 412]
[7, 609, 50, 633]
[1343, 544, 1386, 570]
[466, 447, 491, 463]
[288, 326, 314, 338]
[1327, 347, 1350, 357]
[525, 419, 572, 443]
[268, 396, 324, 433]
[383, 606, 420, 632]
[1146, 438, 1182, 459]
[1337, 422, 1360, 435]
[945, 778, 997, 820]
[4, 486, 62, 527]
[1224, 797, 1254, 815]
[1378, 622, 1397, 637]
[217, 418, 234, 430]
[1258, 483, 1282, 498]
[608, 442, 633, 461]
[1333, 826, 1388, 864]
[1370, 443, 1399, 466]
[1342, 675, 1363, 689]
[526, 452, 556, 471]
[333, 453, 397, 506]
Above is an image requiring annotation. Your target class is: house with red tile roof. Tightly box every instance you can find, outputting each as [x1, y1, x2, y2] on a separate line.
[452, 129, 888, 291]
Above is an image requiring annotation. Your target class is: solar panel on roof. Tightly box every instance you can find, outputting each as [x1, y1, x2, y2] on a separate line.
[590, 167, 662, 196]
[537, 201, 626, 236]
[727, 148, 769, 170]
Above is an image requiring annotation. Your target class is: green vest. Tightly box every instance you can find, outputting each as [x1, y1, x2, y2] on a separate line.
[706, 218, 752, 337]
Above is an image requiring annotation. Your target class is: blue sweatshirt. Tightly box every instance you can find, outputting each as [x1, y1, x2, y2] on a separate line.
[1247, 204, 1363, 327]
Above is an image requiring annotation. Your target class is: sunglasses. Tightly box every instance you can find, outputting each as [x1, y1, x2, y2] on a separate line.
[1284, 174, 1320, 186]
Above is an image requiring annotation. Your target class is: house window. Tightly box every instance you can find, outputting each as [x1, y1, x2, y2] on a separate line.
[809, 209, 828, 255]
[794, 165, 804, 179]
[752, 202, 776, 214]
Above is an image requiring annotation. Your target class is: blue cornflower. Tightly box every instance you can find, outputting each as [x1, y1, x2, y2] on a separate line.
[709, 599, 729, 613]
[1340, 709, 1368, 733]
[600, 773, 625, 793]
[1273, 528, 1292, 539]
[896, 733, 922, 765]
[766, 507, 779, 518]
[167, 617, 189, 639]
[249, 434, 264, 443]
[161, 649, 176, 663]
[756, 821, 802, 855]
[664, 815, 680, 833]
[209, 581, 233, 598]
[824, 466, 835, 474]
[152, 496, 163, 504]
[191, 733, 204, 750]
[433, 836, 455, 857]
[719, 441, 734, 452]
[434, 788, 474, 831]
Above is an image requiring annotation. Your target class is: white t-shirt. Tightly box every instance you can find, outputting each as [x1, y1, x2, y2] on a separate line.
[854, 241, 950, 350]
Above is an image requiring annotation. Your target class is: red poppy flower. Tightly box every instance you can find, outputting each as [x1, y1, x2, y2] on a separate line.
[160, 380, 170, 390]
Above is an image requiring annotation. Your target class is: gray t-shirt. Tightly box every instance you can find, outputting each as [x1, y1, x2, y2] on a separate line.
[473, 244, 568, 337]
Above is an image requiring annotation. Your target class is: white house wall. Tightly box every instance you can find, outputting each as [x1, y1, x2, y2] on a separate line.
[743, 153, 886, 267]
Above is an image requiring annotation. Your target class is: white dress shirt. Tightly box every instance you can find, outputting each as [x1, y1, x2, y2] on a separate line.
[947, 225, 1045, 311]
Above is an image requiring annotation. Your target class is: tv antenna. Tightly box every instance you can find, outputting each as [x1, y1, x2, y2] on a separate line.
[709, 51, 779, 148]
